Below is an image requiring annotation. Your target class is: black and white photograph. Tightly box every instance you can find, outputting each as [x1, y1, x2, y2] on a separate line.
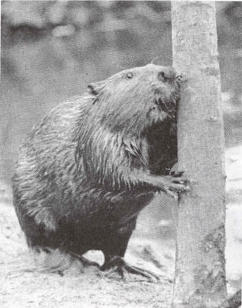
[1, 1, 242, 307]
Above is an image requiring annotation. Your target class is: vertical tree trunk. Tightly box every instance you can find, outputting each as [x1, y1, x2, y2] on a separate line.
[171, 2, 227, 308]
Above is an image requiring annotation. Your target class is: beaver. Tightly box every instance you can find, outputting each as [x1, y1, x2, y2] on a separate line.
[12, 64, 187, 279]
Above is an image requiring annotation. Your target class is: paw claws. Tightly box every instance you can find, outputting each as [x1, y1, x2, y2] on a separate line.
[163, 172, 190, 198]
[170, 171, 184, 177]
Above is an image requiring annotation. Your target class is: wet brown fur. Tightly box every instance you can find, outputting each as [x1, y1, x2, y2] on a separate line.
[12, 64, 180, 266]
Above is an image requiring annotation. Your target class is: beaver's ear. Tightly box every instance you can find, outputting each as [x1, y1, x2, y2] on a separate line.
[87, 80, 106, 96]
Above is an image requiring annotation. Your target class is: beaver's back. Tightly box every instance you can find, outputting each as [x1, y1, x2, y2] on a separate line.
[12, 97, 89, 232]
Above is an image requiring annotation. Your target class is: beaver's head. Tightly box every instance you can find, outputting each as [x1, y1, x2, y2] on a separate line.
[87, 64, 182, 136]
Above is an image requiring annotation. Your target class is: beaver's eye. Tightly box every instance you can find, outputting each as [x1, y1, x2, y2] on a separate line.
[176, 75, 183, 82]
[126, 72, 134, 79]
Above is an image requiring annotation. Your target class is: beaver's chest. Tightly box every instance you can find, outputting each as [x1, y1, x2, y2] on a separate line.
[146, 119, 177, 175]
[65, 188, 155, 229]
[57, 190, 155, 253]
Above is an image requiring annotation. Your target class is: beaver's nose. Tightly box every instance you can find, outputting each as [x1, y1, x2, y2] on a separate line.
[158, 67, 176, 82]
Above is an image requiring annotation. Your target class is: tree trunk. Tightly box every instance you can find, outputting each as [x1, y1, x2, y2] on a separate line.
[171, 2, 227, 307]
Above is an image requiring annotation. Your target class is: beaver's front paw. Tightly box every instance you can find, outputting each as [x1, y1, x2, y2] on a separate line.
[161, 172, 190, 198]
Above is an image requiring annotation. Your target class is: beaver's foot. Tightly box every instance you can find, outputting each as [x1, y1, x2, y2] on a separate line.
[100, 256, 160, 282]
[161, 171, 190, 199]
[70, 253, 100, 268]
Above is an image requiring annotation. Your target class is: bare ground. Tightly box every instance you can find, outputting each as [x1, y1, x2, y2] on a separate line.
[0, 197, 175, 308]
[0, 146, 242, 308]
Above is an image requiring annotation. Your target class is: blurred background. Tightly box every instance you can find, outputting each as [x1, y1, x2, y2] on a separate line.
[1, 1, 242, 185]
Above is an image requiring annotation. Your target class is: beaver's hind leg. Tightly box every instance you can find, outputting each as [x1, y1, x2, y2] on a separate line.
[101, 256, 160, 282]
[100, 218, 160, 281]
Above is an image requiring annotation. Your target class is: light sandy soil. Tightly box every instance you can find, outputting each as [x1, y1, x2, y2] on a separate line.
[0, 146, 242, 308]
[0, 197, 175, 308]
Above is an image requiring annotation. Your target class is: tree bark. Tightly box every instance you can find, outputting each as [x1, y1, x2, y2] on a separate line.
[171, 2, 227, 307]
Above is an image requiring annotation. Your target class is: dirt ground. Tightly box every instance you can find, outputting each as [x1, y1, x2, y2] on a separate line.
[0, 146, 242, 308]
